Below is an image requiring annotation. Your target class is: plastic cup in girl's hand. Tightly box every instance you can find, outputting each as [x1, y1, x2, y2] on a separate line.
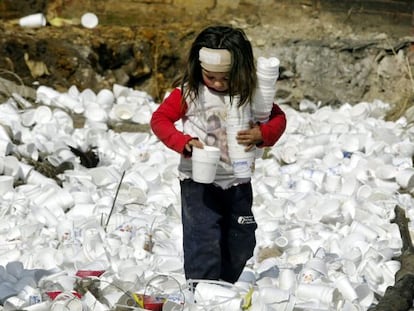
[192, 146, 220, 183]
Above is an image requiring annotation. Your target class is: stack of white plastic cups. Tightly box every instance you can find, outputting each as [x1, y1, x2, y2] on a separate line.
[227, 106, 256, 178]
[253, 56, 280, 123]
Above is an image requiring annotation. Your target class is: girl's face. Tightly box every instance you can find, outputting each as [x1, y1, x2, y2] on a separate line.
[202, 69, 229, 93]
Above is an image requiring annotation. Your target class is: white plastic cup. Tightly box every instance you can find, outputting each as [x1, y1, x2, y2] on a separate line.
[230, 149, 256, 178]
[50, 292, 82, 311]
[257, 56, 280, 76]
[324, 174, 341, 193]
[226, 118, 250, 130]
[19, 13, 46, 28]
[333, 273, 358, 302]
[305, 257, 328, 277]
[0, 175, 13, 196]
[194, 281, 238, 304]
[300, 268, 321, 283]
[275, 236, 289, 250]
[396, 168, 414, 189]
[96, 89, 115, 108]
[253, 88, 276, 109]
[3, 296, 26, 310]
[350, 220, 378, 241]
[192, 146, 220, 183]
[259, 286, 290, 304]
[84, 103, 108, 122]
[350, 102, 371, 119]
[81, 13, 99, 29]
[113, 103, 135, 120]
[278, 268, 297, 292]
[57, 94, 82, 112]
[356, 184, 372, 201]
[355, 283, 374, 308]
[238, 267, 256, 284]
[226, 125, 250, 155]
[3, 156, 21, 180]
[257, 71, 278, 85]
[34, 105, 53, 124]
[295, 179, 316, 193]
[295, 283, 337, 306]
[253, 109, 270, 123]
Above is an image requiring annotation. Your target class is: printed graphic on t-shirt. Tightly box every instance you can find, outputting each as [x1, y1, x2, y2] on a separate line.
[204, 111, 230, 164]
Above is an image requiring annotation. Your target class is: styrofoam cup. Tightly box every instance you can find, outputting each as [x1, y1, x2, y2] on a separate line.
[113, 103, 135, 120]
[96, 89, 115, 108]
[278, 267, 297, 292]
[192, 146, 220, 183]
[229, 149, 255, 178]
[253, 109, 270, 123]
[51, 292, 82, 311]
[253, 88, 276, 108]
[257, 72, 278, 87]
[295, 283, 337, 306]
[396, 168, 414, 189]
[194, 281, 238, 303]
[333, 273, 358, 302]
[19, 13, 46, 28]
[81, 13, 99, 29]
[257, 56, 280, 75]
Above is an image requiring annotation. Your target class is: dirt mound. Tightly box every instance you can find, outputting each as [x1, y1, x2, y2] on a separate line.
[0, 1, 413, 111]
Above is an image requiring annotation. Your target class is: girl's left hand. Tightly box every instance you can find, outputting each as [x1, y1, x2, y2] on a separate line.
[236, 122, 263, 151]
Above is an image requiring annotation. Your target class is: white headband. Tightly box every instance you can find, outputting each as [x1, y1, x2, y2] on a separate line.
[199, 47, 232, 72]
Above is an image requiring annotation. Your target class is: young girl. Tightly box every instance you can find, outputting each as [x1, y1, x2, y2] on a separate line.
[150, 25, 286, 283]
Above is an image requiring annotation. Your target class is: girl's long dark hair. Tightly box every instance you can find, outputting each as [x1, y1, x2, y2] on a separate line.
[180, 25, 257, 108]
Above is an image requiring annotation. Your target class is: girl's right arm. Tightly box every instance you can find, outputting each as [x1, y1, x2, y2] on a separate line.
[150, 88, 194, 156]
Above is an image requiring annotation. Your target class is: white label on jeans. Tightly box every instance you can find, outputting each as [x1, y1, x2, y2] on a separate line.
[238, 216, 256, 224]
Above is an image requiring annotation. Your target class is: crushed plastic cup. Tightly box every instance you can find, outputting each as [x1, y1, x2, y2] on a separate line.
[193, 280, 240, 309]
[396, 167, 414, 189]
[0, 139, 13, 156]
[46, 291, 82, 301]
[133, 294, 165, 311]
[75, 270, 105, 278]
[192, 146, 220, 183]
[50, 292, 82, 311]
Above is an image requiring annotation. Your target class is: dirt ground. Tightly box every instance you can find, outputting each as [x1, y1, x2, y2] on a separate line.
[0, 1, 413, 106]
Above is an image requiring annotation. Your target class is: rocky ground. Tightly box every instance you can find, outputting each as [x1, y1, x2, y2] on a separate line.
[0, 2, 414, 310]
[0, 1, 413, 117]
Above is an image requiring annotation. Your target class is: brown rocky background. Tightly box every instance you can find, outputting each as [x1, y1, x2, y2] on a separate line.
[1, 2, 414, 310]
[0, 0, 413, 114]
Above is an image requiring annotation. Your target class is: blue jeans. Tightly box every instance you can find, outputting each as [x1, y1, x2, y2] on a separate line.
[180, 179, 257, 283]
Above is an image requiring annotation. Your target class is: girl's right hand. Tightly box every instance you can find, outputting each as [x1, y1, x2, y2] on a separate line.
[185, 138, 204, 153]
